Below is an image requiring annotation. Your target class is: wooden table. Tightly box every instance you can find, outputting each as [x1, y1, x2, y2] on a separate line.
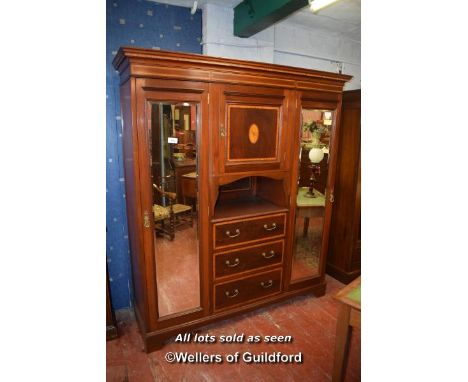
[332, 276, 361, 382]
[296, 186, 325, 237]
[181, 171, 197, 207]
[173, 158, 196, 204]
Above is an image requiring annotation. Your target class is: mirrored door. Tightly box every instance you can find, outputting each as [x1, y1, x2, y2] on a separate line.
[290, 108, 334, 282]
[148, 101, 201, 317]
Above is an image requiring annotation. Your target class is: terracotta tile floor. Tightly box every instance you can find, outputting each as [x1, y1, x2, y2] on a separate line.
[107, 275, 360, 382]
[154, 222, 200, 317]
[291, 216, 323, 281]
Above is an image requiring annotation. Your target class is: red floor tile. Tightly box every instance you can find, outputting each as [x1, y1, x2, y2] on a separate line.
[106, 364, 128, 382]
[107, 275, 361, 381]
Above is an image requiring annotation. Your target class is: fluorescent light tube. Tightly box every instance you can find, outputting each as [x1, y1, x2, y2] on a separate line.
[309, 0, 340, 13]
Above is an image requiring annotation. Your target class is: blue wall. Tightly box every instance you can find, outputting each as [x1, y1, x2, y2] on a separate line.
[106, 0, 202, 309]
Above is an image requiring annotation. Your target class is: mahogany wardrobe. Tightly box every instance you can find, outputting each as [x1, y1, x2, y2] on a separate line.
[113, 47, 351, 351]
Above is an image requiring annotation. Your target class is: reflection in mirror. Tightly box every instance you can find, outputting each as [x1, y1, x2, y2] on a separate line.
[291, 109, 333, 282]
[149, 101, 200, 317]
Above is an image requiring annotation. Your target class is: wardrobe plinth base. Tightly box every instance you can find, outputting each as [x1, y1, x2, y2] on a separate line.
[141, 282, 327, 353]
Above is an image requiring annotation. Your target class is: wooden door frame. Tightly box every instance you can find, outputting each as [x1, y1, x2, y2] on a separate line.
[134, 77, 210, 331]
[284, 90, 343, 292]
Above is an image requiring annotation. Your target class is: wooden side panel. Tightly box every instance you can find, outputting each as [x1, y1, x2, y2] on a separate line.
[120, 78, 149, 332]
[351, 158, 361, 267]
[327, 90, 361, 283]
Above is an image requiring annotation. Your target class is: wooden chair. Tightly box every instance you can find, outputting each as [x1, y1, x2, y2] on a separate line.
[152, 183, 193, 241]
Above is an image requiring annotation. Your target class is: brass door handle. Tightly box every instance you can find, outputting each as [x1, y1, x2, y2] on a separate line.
[260, 280, 273, 289]
[225, 289, 239, 298]
[143, 210, 151, 228]
[225, 229, 240, 238]
[262, 250, 275, 259]
[263, 223, 277, 231]
[225, 258, 240, 267]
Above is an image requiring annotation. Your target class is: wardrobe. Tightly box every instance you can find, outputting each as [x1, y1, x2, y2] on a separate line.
[113, 47, 351, 351]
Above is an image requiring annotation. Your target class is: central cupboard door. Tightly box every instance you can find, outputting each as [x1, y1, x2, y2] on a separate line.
[216, 84, 290, 174]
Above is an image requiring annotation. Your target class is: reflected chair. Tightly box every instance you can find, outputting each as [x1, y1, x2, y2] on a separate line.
[152, 183, 193, 241]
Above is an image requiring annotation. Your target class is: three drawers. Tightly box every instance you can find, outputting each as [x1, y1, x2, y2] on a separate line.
[213, 213, 286, 249]
[214, 240, 283, 279]
[214, 269, 282, 310]
[212, 212, 287, 311]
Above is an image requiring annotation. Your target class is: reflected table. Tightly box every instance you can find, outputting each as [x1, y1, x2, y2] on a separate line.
[332, 276, 361, 382]
[296, 187, 325, 237]
[181, 171, 197, 207]
[173, 158, 196, 204]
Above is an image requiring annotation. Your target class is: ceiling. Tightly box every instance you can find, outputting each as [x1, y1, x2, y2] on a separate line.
[150, 0, 361, 41]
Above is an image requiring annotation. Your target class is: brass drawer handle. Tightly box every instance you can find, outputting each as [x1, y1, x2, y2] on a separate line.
[225, 289, 239, 298]
[225, 229, 240, 238]
[263, 223, 277, 231]
[260, 280, 273, 289]
[262, 250, 275, 259]
[225, 258, 240, 267]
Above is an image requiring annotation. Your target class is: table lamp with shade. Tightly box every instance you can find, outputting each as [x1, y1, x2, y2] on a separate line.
[305, 147, 326, 198]
[303, 110, 332, 198]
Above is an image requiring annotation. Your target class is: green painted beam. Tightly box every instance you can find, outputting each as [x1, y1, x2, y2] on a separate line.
[234, 0, 309, 38]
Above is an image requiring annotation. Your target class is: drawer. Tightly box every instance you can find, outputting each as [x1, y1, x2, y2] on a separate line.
[213, 213, 286, 249]
[214, 269, 282, 311]
[215, 240, 283, 279]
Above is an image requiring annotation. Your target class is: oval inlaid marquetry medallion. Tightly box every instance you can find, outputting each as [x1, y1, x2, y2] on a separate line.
[248, 123, 259, 144]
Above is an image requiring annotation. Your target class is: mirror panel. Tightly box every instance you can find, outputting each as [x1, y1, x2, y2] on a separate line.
[148, 101, 200, 317]
[290, 108, 334, 282]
